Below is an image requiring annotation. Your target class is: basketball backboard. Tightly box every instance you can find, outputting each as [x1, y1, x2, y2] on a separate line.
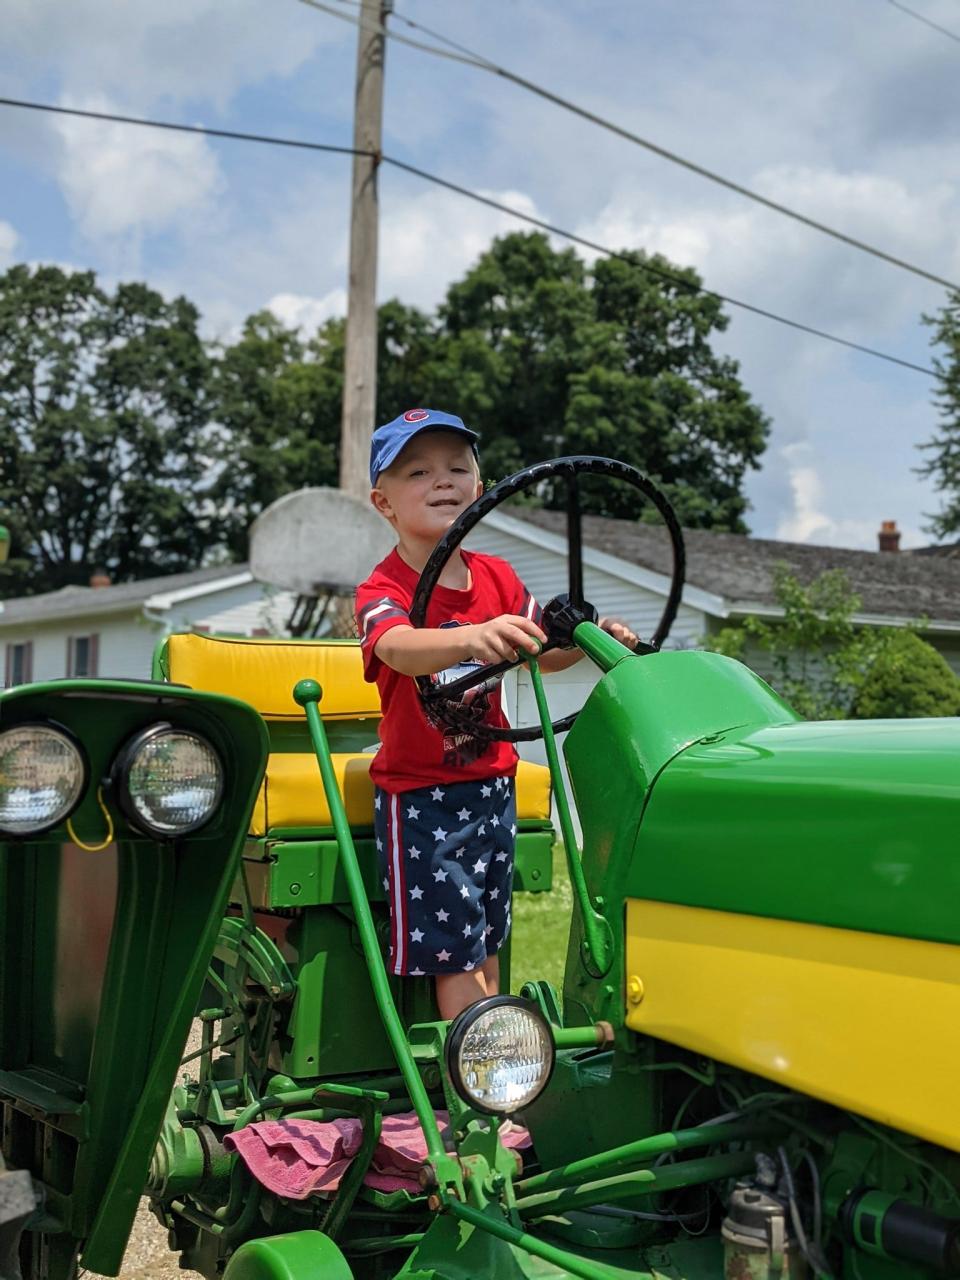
[250, 487, 394, 594]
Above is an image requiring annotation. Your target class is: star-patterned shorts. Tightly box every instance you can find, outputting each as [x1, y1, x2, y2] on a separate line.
[374, 775, 517, 976]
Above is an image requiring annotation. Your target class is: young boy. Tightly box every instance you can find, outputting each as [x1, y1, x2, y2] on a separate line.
[356, 408, 636, 1019]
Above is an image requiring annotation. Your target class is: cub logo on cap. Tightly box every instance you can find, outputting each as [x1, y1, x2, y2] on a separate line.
[403, 408, 430, 422]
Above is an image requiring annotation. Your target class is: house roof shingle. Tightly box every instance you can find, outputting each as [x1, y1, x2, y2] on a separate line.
[0, 564, 251, 627]
[514, 508, 960, 627]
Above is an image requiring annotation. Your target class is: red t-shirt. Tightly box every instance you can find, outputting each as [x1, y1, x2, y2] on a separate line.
[355, 549, 541, 793]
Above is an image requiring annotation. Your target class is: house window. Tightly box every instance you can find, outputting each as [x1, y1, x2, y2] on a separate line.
[4, 642, 33, 687]
[67, 634, 99, 678]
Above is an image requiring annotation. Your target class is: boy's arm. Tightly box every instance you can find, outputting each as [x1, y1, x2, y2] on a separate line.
[375, 615, 546, 677]
[537, 647, 583, 673]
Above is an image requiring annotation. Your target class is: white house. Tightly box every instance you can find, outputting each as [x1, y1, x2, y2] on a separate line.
[468, 508, 960, 744]
[0, 566, 295, 687]
[4, 508, 959, 700]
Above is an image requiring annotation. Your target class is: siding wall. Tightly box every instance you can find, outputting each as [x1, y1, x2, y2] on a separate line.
[1, 610, 158, 685]
[466, 524, 706, 648]
[0, 580, 286, 686]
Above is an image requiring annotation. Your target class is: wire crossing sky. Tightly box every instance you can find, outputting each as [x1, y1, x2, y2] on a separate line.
[0, 96, 940, 381]
[1, 0, 956, 549]
[300, 0, 960, 295]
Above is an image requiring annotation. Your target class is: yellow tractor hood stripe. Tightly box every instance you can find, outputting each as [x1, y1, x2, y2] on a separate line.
[625, 899, 960, 1153]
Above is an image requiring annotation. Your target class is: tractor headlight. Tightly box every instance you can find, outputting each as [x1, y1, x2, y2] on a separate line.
[112, 724, 223, 837]
[445, 996, 555, 1115]
[0, 723, 87, 836]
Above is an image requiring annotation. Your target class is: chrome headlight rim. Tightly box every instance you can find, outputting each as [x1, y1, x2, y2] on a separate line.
[111, 721, 224, 839]
[0, 720, 89, 838]
[445, 994, 556, 1117]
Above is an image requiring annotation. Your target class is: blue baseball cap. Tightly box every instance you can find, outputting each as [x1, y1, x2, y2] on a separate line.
[369, 409, 480, 486]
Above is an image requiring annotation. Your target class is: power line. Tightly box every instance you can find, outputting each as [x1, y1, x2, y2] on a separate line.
[0, 96, 362, 159]
[300, 0, 487, 69]
[883, 0, 960, 43]
[0, 95, 939, 379]
[384, 154, 940, 378]
[298, 0, 960, 294]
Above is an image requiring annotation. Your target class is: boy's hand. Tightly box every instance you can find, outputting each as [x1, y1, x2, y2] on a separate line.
[466, 614, 547, 664]
[599, 617, 640, 649]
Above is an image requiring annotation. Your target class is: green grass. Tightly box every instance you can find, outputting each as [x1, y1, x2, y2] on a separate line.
[511, 844, 573, 995]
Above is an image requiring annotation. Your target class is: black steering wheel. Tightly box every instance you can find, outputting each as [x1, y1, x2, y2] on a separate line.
[408, 455, 686, 744]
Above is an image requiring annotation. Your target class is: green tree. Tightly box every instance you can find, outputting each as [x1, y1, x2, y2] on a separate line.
[0, 264, 215, 596]
[209, 310, 344, 558]
[413, 233, 770, 528]
[918, 291, 960, 539]
[850, 630, 960, 718]
[211, 232, 769, 552]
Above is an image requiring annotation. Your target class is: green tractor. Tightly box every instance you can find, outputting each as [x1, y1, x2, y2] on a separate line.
[3, 457, 960, 1280]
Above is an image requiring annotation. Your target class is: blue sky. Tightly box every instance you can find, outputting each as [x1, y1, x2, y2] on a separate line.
[2, 0, 959, 549]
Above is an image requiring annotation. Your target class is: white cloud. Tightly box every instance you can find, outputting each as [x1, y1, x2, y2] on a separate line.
[52, 94, 223, 238]
[774, 443, 925, 551]
[574, 163, 960, 339]
[379, 185, 543, 310]
[267, 288, 347, 334]
[776, 446, 835, 544]
[0, 221, 18, 268]
[4, 0, 341, 107]
[159, 178, 545, 344]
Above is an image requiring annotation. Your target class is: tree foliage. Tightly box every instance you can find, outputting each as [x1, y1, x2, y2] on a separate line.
[0, 264, 215, 595]
[710, 565, 960, 719]
[919, 291, 960, 539]
[209, 310, 343, 558]
[710, 566, 879, 719]
[413, 234, 771, 529]
[2, 234, 770, 594]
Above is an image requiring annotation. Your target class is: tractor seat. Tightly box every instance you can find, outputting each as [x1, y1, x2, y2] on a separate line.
[161, 633, 552, 834]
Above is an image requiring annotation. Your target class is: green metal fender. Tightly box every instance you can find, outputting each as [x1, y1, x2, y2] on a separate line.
[223, 1231, 354, 1280]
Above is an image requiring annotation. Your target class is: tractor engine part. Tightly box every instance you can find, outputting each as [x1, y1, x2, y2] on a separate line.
[148, 1120, 231, 1200]
[840, 1189, 960, 1275]
[721, 1177, 807, 1279]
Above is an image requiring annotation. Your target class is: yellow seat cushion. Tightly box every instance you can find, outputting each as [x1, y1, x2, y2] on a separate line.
[165, 633, 380, 721]
[250, 755, 553, 834]
[163, 633, 551, 834]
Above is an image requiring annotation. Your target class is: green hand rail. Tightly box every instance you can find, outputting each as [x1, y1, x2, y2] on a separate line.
[294, 679, 462, 1196]
[526, 656, 614, 976]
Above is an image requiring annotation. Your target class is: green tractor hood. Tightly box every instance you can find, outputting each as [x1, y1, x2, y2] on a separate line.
[0, 679, 268, 1277]
[632, 712, 960, 943]
[565, 648, 960, 944]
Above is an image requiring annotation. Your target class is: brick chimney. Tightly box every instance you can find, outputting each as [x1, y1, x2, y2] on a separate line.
[878, 520, 900, 553]
[89, 568, 112, 588]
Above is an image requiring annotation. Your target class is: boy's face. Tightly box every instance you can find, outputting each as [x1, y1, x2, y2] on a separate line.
[370, 430, 483, 543]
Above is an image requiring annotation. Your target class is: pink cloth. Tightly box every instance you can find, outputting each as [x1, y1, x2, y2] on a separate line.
[224, 1110, 531, 1199]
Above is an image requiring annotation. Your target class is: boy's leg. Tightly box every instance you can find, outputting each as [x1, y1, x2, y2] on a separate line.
[435, 955, 499, 1020]
[435, 969, 489, 1020]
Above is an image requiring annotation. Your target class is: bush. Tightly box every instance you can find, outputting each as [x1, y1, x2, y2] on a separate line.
[850, 630, 960, 719]
[709, 566, 875, 720]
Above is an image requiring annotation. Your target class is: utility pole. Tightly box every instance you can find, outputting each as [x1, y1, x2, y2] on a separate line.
[340, 0, 390, 499]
